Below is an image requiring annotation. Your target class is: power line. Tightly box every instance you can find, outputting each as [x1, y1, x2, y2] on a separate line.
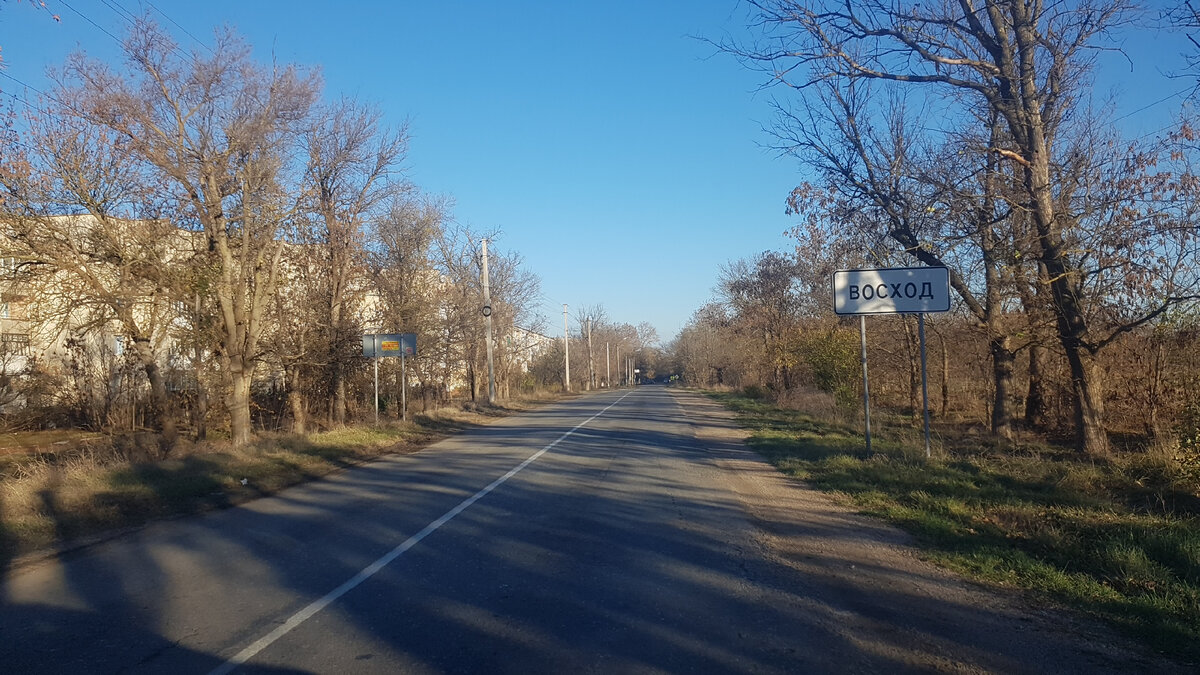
[1112, 85, 1193, 124]
[0, 71, 80, 115]
[0, 71, 102, 123]
[98, 0, 138, 27]
[56, 0, 124, 46]
[0, 71, 50, 100]
[145, 1, 212, 53]
[1, 88, 51, 116]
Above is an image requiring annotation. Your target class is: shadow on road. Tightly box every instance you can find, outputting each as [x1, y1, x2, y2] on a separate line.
[0, 388, 1172, 673]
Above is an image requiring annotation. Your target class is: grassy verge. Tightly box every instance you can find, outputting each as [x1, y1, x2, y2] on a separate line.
[0, 399, 553, 567]
[709, 391, 1200, 662]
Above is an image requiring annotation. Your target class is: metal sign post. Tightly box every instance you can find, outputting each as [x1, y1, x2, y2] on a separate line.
[859, 316, 871, 454]
[362, 333, 417, 425]
[371, 334, 379, 425]
[919, 313, 931, 457]
[833, 266, 951, 457]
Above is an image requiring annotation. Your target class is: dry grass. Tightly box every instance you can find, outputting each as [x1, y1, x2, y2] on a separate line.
[0, 397, 558, 566]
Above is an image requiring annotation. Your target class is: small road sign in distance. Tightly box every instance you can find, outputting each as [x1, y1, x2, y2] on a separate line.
[833, 266, 951, 315]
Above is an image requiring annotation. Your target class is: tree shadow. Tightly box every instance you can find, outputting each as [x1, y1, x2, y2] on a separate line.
[0, 388, 1184, 672]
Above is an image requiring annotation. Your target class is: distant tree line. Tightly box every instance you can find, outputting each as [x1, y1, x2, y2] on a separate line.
[524, 304, 662, 392]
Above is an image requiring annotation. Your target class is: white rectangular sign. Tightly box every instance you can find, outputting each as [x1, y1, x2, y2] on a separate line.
[833, 266, 951, 315]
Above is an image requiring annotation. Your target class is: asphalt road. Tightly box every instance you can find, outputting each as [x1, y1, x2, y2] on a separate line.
[0, 387, 1175, 673]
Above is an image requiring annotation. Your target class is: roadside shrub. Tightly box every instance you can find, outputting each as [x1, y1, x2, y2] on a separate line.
[797, 329, 859, 408]
[742, 384, 766, 400]
[775, 386, 846, 424]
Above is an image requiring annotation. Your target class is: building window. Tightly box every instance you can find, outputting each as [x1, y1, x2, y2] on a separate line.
[0, 333, 30, 356]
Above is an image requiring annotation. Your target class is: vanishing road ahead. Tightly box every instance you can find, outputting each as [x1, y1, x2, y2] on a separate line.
[0, 387, 1171, 673]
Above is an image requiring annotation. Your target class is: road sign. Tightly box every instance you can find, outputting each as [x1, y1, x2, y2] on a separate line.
[833, 266, 950, 315]
[832, 266, 950, 458]
[362, 333, 417, 358]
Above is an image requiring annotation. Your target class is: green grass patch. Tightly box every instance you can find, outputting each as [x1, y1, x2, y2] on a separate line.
[709, 390, 1200, 662]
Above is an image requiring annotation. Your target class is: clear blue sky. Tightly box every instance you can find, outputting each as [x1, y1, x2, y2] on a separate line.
[0, 1, 1193, 343]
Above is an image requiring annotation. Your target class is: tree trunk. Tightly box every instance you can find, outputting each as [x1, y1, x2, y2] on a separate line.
[131, 338, 177, 456]
[333, 372, 346, 426]
[289, 365, 306, 435]
[195, 380, 208, 441]
[1147, 339, 1164, 436]
[1024, 344, 1049, 430]
[192, 293, 208, 440]
[990, 335, 1015, 440]
[228, 370, 254, 447]
[1066, 348, 1108, 454]
[1004, 10, 1108, 455]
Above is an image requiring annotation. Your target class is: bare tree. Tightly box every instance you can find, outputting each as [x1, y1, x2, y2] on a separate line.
[303, 99, 409, 425]
[719, 251, 802, 391]
[484, 248, 542, 398]
[573, 305, 607, 390]
[369, 194, 448, 409]
[63, 20, 320, 446]
[776, 77, 1021, 436]
[432, 224, 488, 400]
[671, 303, 749, 388]
[430, 224, 542, 402]
[0, 92, 189, 450]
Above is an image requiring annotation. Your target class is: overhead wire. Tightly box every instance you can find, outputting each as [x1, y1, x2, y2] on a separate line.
[1112, 85, 1193, 124]
[1, 88, 51, 117]
[55, 0, 124, 47]
[145, 0, 213, 53]
[98, 0, 138, 28]
[0, 70, 91, 119]
[0, 71, 54, 106]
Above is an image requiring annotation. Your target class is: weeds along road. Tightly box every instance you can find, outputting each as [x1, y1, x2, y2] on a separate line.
[0, 387, 1173, 673]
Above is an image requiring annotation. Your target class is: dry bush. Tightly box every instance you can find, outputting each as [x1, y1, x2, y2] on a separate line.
[774, 385, 851, 425]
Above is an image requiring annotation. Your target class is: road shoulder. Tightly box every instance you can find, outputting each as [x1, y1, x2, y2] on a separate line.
[667, 387, 1180, 674]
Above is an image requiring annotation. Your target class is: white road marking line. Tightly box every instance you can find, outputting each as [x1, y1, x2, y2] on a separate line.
[208, 391, 635, 675]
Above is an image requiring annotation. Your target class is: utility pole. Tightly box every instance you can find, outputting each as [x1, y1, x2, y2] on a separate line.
[481, 239, 495, 405]
[563, 303, 570, 392]
[372, 333, 379, 424]
[606, 342, 610, 388]
[586, 316, 594, 391]
[615, 346, 620, 387]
